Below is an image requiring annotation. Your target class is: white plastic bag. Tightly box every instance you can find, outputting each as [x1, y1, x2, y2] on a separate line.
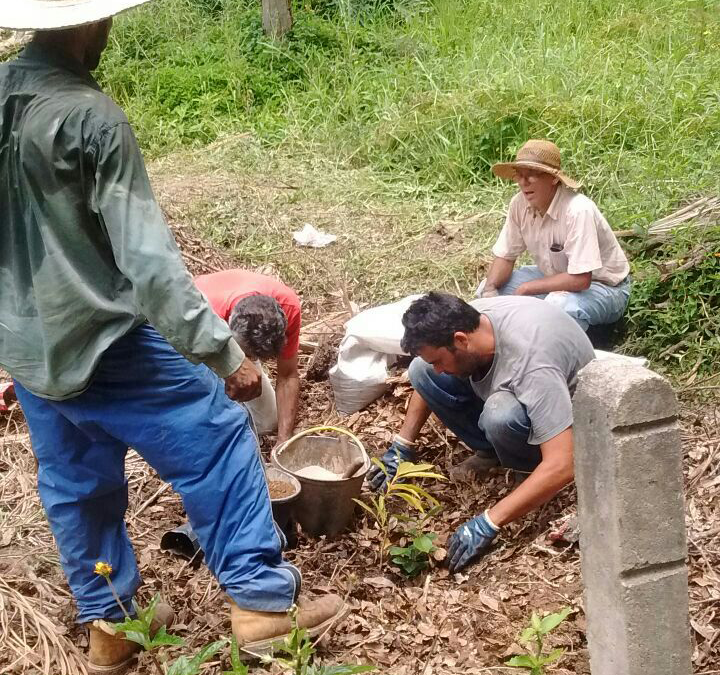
[330, 295, 422, 414]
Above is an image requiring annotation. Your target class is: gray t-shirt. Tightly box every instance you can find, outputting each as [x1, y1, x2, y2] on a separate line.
[468, 297, 595, 445]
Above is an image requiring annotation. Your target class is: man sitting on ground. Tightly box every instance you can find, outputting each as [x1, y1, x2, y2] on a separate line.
[368, 292, 594, 573]
[195, 269, 301, 445]
[477, 139, 631, 332]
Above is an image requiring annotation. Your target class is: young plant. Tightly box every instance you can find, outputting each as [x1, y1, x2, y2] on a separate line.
[354, 460, 446, 566]
[94, 561, 226, 675]
[389, 530, 437, 578]
[223, 637, 250, 675]
[267, 605, 374, 675]
[505, 608, 572, 675]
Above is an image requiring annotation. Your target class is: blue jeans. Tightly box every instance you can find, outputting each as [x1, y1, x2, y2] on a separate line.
[485, 265, 631, 331]
[408, 358, 541, 472]
[14, 324, 300, 623]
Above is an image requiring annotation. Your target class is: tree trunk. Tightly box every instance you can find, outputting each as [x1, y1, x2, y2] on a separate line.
[262, 0, 293, 39]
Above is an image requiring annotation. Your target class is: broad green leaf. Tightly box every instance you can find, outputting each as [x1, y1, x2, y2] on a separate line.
[393, 490, 424, 512]
[538, 607, 572, 635]
[148, 625, 185, 647]
[388, 546, 410, 556]
[394, 462, 446, 480]
[121, 629, 150, 650]
[413, 534, 436, 553]
[540, 648, 565, 665]
[506, 654, 537, 668]
[167, 640, 227, 675]
[519, 627, 536, 643]
[530, 612, 542, 632]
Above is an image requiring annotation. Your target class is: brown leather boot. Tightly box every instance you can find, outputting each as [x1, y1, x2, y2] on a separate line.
[230, 594, 348, 657]
[87, 602, 174, 675]
[449, 452, 500, 482]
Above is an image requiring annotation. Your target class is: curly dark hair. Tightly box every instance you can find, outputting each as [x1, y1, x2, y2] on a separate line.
[401, 292, 480, 355]
[229, 294, 288, 360]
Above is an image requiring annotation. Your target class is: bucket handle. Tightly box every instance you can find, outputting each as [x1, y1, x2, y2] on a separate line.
[276, 426, 366, 459]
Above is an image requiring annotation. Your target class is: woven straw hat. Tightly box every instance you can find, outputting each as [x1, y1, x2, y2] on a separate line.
[492, 139, 581, 190]
[0, 0, 153, 31]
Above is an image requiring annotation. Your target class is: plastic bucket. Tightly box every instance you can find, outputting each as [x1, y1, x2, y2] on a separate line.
[265, 465, 301, 534]
[272, 431, 369, 537]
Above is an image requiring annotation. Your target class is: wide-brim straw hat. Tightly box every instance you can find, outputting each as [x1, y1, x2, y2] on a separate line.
[0, 0, 153, 31]
[492, 139, 581, 190]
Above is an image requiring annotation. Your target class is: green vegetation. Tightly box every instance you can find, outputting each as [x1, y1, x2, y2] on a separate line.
[506, 607, 572, 674]
[100, 0, 720, 377]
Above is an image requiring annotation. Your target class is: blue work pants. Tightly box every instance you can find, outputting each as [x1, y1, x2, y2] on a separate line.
[14, 324, 300, 623]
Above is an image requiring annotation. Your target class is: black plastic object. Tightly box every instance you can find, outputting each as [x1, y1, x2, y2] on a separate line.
[160, 522, 204, 567]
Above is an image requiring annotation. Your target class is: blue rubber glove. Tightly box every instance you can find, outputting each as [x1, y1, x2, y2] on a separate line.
[367, 438, 416, 492]
[447, 511, 499, 572]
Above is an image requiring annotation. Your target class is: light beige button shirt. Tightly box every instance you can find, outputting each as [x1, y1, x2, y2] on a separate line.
[492, 185, 630, 286]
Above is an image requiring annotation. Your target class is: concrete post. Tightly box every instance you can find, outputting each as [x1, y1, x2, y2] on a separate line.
[573, 360, 692, 675]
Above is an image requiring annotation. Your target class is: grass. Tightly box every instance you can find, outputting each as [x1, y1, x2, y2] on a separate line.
[100, 0, 720, 376]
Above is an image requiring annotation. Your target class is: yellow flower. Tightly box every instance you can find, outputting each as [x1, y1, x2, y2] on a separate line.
[94, 562, 113, 578]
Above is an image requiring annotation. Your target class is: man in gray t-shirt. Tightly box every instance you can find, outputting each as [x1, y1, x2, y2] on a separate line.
[366, 292, 594, 573]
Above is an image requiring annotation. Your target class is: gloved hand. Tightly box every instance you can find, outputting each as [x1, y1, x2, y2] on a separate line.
[447, 510, 500, 572]
[367, 437, 416, 492]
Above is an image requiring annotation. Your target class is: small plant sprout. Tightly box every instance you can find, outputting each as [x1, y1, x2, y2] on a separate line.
[389, 530, 437, 578]
[354, 460, 446, 566]
[505, 607, 573, 675]
[222, 637, 250, 675]
[94, 561, 226, 675]
[267, 605, 374, 675]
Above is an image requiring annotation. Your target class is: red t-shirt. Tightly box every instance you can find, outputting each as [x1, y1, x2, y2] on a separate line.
[194, 270, 301, 360]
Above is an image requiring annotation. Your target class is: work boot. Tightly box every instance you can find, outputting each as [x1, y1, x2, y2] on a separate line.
[87, 602, 174, 675]
[449, 452, 499, 482]
[230, 593, 348, 657]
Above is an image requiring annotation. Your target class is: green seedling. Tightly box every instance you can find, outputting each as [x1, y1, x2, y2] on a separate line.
[268, 605, 374, 675]
[223, 637, 250, 675]
[389, 530, 437, 578]
[95, 561, 227, 675]
[354, 461, 446, 567]
[505, 607, 573, 675]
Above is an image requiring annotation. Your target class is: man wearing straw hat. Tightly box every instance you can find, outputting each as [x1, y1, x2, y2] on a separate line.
[0, 2, 346, 672]
[477, 139, 631, 331]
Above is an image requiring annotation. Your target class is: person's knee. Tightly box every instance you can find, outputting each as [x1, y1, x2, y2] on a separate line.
[408, 356, 433, 391]
[479, 392, 527, 444]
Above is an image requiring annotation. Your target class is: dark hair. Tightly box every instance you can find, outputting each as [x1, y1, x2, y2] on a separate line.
[229, 295, 287, 360]
[401, 292, 481, 355]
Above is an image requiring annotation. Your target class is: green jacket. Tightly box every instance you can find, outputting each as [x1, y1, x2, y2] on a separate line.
[0, 43, 244, 399]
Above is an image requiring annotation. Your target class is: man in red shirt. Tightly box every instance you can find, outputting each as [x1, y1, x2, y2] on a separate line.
[195, 269, 301, 445]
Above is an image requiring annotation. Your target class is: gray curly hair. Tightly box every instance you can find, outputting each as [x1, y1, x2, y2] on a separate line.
[229, 295, 288, 360]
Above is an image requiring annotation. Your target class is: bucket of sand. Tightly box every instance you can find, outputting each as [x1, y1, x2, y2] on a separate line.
[271, 426, 370, 537]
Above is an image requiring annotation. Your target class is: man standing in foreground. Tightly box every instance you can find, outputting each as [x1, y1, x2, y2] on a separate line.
[368, 293, 594, 572]
[478, 140, 631, 331]
[195, 269, 302, 444]
[0, 2, 345, 672]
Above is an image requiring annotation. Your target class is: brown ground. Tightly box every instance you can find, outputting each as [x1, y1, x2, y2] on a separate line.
[1, 170, 718, 675]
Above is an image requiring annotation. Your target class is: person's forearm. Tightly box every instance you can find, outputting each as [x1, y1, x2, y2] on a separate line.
[275, 374, 300, 443]
[516, 272, 591, 296]
[487, 460, 573, 527]
[397, 391, 432, 444]
[484, 256, 515, 293]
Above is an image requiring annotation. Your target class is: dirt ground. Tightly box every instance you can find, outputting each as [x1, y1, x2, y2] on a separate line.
[1, 168, 719, 675]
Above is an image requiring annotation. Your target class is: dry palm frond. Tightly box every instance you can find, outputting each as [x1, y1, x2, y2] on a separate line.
[0, 578, 88, 675]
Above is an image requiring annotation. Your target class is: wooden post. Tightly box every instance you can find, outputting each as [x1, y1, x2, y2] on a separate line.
[262, 0, 293, 39]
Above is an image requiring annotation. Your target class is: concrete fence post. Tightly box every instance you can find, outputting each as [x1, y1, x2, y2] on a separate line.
[573, 360, 692, 675]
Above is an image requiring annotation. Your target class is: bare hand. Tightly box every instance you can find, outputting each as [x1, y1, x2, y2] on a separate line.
[514, 283, 532, 296]
[224, 359, 262, 402]
[481, 285, 499, 298]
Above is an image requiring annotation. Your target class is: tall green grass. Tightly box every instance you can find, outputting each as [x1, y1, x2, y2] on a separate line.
[100, 0, 720, 376]
[101, 0, 720, 226]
